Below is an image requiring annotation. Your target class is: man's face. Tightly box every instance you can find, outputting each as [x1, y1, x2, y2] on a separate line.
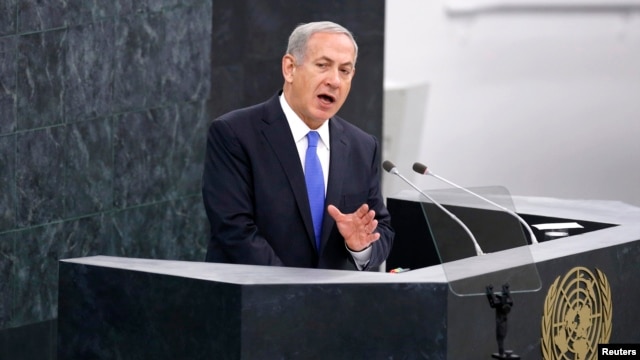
[283, 32, 356, 129]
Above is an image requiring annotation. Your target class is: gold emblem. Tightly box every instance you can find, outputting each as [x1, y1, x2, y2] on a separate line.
[541, 267, 612, 360]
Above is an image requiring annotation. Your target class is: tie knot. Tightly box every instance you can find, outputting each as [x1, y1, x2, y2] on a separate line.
[307, 131, 319, 148]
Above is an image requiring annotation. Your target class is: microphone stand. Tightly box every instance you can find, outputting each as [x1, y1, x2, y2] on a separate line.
[386, 161, 526, 358]
[412, 163, 539, 245]
[383, 161, 484, 256]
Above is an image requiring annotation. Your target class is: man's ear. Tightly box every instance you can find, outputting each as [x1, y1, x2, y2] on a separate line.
[282, 54, 296, 83]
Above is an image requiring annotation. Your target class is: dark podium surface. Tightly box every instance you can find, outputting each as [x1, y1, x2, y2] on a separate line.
[58, 257, 450, 359]
[58, 194, 640, 359]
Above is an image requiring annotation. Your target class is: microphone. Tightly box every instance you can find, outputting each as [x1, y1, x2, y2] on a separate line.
[382, 160, 484, 256]
[412, 162, 539, 244]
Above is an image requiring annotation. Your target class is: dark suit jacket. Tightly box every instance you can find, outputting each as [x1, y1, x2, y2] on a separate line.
[202, 92, 394, 270]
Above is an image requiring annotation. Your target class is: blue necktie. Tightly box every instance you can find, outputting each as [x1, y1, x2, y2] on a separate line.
[305, 131, 325, 250]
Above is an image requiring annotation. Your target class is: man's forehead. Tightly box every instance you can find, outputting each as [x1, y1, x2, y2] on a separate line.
[309, 32, 353, 44]
[305, 33, 356, 62]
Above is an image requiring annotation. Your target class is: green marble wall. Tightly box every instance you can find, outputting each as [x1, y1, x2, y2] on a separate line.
[0, 1, 212, 358]
[0, 0, 385, 358]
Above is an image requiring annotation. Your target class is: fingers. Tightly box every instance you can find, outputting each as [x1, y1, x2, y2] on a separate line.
[354, 204, 377, 234]
[365, 218, 379, 235]
[328, 203, 380, 252]
[351, 227, 380, 252]
[328, 204, 375, 228]
[354, 203, 370, 218]
[367, 232, 381, 242]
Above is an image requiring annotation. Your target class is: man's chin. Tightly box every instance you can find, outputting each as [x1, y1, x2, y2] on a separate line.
[313, 107, 339, 121]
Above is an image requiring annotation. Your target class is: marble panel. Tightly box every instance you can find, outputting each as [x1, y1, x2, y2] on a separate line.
[337, 37, 384, 139]
[615, 240, 640, 284]
[171, 101, 209, 196]
[211, 0, 245, 67]
[11, 215, 111, 327]
[111, 196, 207, 261]
[241, 0, 384, 62]
[244, 0, 299, 62]
[114, 0, 149, 17]
[157, 5, 211, 104]
[0, 232, 15, 329]
[74, 0, 117, 24]
[163, 196, 208, 261]
[16, 0, 80, 33]
[444, 240, 640, 359]
[16, 127, 65, 227]
[0, 135, 16, 232]
[147, 0, 206, 13]
[297, 1, 386, 38]
[16, 29, 66, 131]
[62, 213, 114, 259]
[58, 258, 450, 358]
[111, 204, 167, 259]
[209, 64, 245, 118]
[112, 110, 163, 208]
[64, 117, 113, 218]
[112, 12, 165, 113]
[0, 0, 16, 37]
[0, 320, 56, 360]
[242, 59, 282, 106]
[64, 20, 115, 123]
[241, 283, 448, 359]
[0, 37, 16, 135]
[11, 223, 64, 326]
[609, 243, 640, 343]
[58, 262, 242, 359]
[113, 102, 207, 208]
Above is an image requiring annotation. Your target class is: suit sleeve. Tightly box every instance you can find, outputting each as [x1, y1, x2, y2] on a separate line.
[363, 136, 395, 270]
[202, 118, 284, 266]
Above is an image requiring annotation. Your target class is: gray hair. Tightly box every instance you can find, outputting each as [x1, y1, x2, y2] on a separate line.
[286, 21, 358, 66]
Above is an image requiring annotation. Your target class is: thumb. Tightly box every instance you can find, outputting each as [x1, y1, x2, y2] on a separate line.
[327, 204, 343, 221]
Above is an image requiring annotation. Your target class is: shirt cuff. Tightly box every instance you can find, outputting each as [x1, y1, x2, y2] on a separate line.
[347, 244, 372, 271]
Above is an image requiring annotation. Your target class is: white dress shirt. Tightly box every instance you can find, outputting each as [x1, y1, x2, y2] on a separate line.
[279, 95, 372, 270]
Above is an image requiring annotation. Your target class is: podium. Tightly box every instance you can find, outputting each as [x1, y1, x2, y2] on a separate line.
[58, 256, 450, 359]
[58, 194, 640, 359]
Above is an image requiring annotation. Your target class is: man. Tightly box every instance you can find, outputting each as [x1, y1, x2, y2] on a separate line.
[202, 21, 393, 270]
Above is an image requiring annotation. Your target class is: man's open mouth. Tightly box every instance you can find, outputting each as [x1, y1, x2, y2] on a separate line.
[318, 94, 335, 104]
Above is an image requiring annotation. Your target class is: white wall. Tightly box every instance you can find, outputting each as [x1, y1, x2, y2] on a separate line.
[383, 0, 640, 207]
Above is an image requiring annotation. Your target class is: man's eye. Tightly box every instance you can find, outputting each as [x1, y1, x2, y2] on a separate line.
[317, 63, 327, 68]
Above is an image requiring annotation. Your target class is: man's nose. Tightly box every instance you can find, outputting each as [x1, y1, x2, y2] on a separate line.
[325, 68, 341, 88]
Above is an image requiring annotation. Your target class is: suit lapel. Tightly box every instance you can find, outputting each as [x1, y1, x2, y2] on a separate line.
[321, 119, 349, 249]
[260, 95, 317, 250]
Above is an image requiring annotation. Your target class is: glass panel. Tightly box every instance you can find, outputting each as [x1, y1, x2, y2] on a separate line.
[419, 186, 541, 296]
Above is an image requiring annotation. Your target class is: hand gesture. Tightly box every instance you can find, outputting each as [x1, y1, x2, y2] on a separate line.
[327, 204, 380, 252]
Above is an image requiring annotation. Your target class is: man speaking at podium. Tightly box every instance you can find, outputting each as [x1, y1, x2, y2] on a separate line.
[202, 21, 394, 271]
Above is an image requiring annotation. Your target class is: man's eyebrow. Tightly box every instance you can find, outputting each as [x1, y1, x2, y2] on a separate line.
[314, 56, 333, 63]
[315, 56, 354, 67]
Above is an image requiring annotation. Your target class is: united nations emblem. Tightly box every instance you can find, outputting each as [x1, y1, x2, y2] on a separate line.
[541, 267, 612, 360]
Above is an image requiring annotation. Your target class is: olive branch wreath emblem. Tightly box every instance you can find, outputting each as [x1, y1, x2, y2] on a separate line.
[541, 267, 612, 360]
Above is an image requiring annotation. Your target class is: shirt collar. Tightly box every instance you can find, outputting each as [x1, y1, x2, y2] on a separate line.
[279, 94, 330, 148]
